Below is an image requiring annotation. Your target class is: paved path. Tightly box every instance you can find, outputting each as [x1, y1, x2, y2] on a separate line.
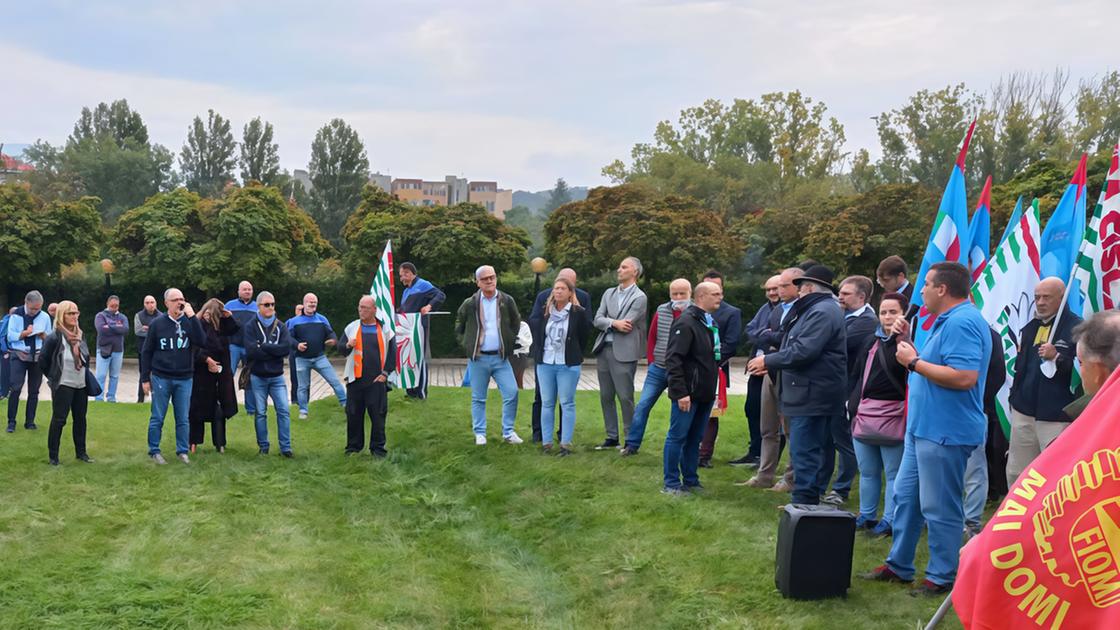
[16, 358, 754, 402]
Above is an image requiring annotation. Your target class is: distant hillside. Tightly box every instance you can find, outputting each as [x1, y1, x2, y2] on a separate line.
[512, 186, 590, 212]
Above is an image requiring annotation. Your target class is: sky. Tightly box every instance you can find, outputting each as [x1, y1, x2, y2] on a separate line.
[4, 0, 1118, 191]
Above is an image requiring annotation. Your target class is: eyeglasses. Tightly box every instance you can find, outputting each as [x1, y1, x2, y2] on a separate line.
[478, 275, 496, 282]
[259, 302, 276, 308]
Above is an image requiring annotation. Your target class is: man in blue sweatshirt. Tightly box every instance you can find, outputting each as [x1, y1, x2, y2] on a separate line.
[245, 291, 294, 457]
[398, 262, 446, 399]
[141, 288, 205, 464]
[94, 294, 130, 403]
[288, 292, 346, 419]
[224, 280, 258, 416]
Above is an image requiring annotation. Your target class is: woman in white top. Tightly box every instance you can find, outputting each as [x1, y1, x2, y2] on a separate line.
[529, 277, 591, 455]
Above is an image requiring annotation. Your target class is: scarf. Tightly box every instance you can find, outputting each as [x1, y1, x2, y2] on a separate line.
[546, 303, 571, 358]
[671, 299, 691, 311]
[353, 320, 387, 380]
[875, 324, 892, 342]
[258, 313, 278, 328]
[703, 312, 722, 362]
[60, 325, 84, 370]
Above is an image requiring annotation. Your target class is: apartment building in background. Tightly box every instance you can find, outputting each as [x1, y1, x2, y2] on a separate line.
[373, 172, 512, 218]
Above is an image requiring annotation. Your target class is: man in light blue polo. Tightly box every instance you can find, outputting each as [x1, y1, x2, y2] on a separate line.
[864, 261, 991, 597]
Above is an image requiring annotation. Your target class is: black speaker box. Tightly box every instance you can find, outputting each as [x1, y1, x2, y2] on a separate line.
[774, 504, 856, 599]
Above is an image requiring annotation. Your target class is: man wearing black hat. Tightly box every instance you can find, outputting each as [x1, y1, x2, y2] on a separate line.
[747, 265, 847, 505]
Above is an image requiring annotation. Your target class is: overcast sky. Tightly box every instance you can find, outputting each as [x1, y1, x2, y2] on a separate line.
[5, 0, 1117, 191]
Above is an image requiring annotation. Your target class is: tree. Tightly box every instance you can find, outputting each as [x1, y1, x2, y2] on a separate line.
[308, 119, 370, 246]
[1075, 71, 1120, 154]
[110, 184, 331, 293]
[544, 183, 742, 283]
[0, 184, 102, 301]
[240, 117, 280, 185]
[503, 205, 546, 256]
[22, 100, 177, 222]
[543, 178, 572, 214]
[180, 109, 238, 197]
[341, 186, 529, 283]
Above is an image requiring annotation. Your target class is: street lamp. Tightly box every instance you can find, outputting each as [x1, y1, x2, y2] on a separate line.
[531, 257, 549, 296]
[100, 258, 115, 297]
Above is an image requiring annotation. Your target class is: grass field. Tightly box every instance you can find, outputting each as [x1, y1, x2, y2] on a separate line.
[0, 387, 961, 629]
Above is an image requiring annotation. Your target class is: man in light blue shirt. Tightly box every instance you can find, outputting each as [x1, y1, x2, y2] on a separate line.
[7, 290, 52, 432]
[865, 262, 990, 597]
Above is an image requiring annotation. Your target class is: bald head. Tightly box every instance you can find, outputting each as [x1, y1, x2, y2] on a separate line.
[557, 268, 578, 284]
[238, 281, 253, 301]
[764, 274, 781, 305]
[1035, 277, 1066, 319]
[668, 278, 692, 302]
[302, 292, 319, 315]
[357, 295, 377, 324]
[777, 268, 804, 303]
[694, 281, 724, 313]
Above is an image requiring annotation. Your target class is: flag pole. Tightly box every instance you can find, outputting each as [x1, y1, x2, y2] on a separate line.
[924, 591, 955, 629]
[1039, 259, 1079, 379]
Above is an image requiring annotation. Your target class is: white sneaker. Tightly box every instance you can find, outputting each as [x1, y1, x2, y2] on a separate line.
[151, 453, 167, 465]
[475, 434, 488, 446]
[299, 410, 308, 420]
[178, 453, 190, 464]
[503, 432, 524, 445]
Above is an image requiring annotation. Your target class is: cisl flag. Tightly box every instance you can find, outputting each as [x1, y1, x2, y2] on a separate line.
[953, 366, 1120, 629]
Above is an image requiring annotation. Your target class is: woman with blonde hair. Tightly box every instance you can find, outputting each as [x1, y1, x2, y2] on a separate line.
[37, 300, 94, 465]
[528, 277, 590, 456]
[188, 298, 240, 453]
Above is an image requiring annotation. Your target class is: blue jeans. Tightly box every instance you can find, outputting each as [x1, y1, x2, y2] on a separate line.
[295, 355, 347, 413]
[229, 344, 256, 414]
[853, 438, 904, 525]
[537, 362, 579, 446]
[788, 415, 837, 505]
[468, 355, 519, 436]
[252, 374, 292, 453]
[94, 350, 124, 402]
[662, 398, 714, 490]
[147, 374, 192, 455]
[962, 443, 988, 527]
[624, 363, 669, 451]
[886, 433, 974, 585]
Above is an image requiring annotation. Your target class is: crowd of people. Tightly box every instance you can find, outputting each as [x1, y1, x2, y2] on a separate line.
[4, 252, 1120, 598]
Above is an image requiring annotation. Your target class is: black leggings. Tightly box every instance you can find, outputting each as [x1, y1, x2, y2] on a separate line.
[189, 419, 227, 448]
[48, 385, 88, 459]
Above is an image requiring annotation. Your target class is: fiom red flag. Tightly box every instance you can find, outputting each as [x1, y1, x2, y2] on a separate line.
[953, 367, 1120, 628]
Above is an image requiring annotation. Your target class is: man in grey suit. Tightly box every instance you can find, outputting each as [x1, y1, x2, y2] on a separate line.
[592, 256, 648, 449]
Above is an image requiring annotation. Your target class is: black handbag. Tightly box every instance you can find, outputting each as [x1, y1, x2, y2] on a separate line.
[85, 367, 103, 398]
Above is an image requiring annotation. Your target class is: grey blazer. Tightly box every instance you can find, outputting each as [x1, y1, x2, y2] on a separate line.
[592, 285, 648, 362]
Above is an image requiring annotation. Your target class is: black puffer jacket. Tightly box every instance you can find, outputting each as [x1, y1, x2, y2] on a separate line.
[666, 305, 719, 403]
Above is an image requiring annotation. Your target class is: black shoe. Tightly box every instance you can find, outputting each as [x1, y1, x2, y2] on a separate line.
[6, 423, 14, 433]
[281, 451, 294, 458]
[698, 459, 713, 469]
[910, 579, 952, 597]
[48, 457, 60, 466]
[77, 454, 93, 463]
[258, 448, 270, 455]
[619, 446, 638, 457]
[728, 454, 760, 467]
[25, 423, 37, 430]
[595, 439, 620, 450]
[557, 447, 572, 457]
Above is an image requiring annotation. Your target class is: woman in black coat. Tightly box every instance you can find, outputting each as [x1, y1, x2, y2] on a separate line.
[38, 301, 93, 466]
[529, 277, 591, 456]
[189, 298, 240, 453]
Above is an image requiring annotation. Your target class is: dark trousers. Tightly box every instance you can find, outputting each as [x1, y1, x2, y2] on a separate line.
[8, 357, 42, 425]
[788, 415, 836, 505]
[0, 352, 10, 397]
[744, 373, 763, 458]
[531, 363, 563, 443]
[288, 351, 299, 404]
[346, 381, 388, 454]
[698, 363, 730, 461]
[822, 414, 858, 497]
[136, 343, 147, 402]
[190, 419, 227, 448]
[48, 385, 88, 458]
[985, 412, 1009, 501]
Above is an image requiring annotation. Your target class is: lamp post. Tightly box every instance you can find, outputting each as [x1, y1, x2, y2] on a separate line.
[531, 257, 549, 296]
[100, 258, 115, 299]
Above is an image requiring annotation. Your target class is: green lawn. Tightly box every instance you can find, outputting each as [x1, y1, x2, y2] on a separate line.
[0, 388, 960, 629]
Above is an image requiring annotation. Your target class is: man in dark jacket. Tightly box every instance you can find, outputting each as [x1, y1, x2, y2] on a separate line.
[729, 275, 780, 467]
[748, 265, 848, 505]
[93, 294, 129, 403]
[528, 267, 592, 443]
[1005, 277, 1082, 488]
[225, 280, 258, 416]
[820, 275, 877, 505]
[455, 265, 523, 445]
[662, 281, 724, 495]
[244, 291, 294, 457]
[398, 262, 446, 399]
[697, 270, 742, 468]
[134, 295, 161, 402]
[141, 288, 205, 464]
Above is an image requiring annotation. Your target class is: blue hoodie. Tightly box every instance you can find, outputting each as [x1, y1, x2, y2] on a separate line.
[286, 312, 337, 358]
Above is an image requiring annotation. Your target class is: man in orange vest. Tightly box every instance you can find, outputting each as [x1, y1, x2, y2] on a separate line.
[339, 296, 397, 458]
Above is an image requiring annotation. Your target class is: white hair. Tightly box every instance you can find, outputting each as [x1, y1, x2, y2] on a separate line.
[624, 256, 643, 278]
[475, 265, 495, 280]
[256, 291, 275, 304]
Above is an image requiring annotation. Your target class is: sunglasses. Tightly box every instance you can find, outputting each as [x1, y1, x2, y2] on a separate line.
[259, 302, 276, 308]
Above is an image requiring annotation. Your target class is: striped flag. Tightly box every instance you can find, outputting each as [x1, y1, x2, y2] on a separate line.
[968, 174, 993, 281]
[370, 241, 396, 331]
[1066, 143, 1120, 392]
[971, 199, 1042, 438]
[391, 313, 425, 389]
[913, 120, 975, 350]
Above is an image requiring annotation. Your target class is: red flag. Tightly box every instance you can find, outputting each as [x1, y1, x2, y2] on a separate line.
[953, 366, 1120, 628]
